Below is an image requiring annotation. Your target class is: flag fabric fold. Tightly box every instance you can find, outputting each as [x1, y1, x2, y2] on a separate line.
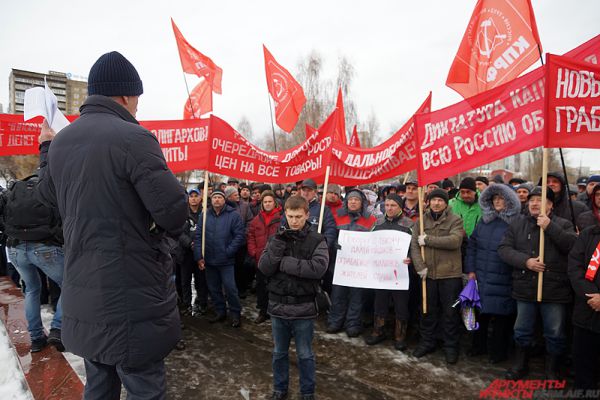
[183, 78, 213, 119]
[446, 0, 542, 98]
[263, 45, 306, 133]
[349, 125, 361, 148]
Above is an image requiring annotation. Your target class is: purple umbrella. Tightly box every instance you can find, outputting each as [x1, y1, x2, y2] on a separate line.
[453, 279, 481, 331]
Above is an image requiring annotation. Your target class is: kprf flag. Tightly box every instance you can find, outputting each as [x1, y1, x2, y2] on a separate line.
[335, 88, 347, 144]
[171, 18, 223, 94]
[183, 79, 213, 119]
[446, 0, 542, 99]
[349, 125, 361, 148]
[263, 45, 306, 133]
[546, 54, 600, 149]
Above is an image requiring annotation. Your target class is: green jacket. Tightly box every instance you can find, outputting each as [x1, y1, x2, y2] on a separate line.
[449, 192, 482, 236]
[411, 208, 465, 280]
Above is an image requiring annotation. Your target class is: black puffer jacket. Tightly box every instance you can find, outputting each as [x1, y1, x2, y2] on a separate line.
[498, 213, 577, 303]
[568, 224, 600, 333]
[258, 224, 329, 319]
[37, 95, 188, 367]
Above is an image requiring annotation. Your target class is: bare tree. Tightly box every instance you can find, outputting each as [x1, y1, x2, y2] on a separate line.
[359, 111, 380, 148]
[336, 56, 358, 140]
[236, 116, 254, 143]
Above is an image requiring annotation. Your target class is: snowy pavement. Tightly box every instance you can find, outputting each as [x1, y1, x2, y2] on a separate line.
[0, 319, 32, 400]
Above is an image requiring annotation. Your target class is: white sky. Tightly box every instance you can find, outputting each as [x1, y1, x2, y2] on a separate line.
[0, 0, 598, 169]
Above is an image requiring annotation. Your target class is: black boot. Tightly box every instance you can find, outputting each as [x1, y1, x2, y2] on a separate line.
[544, 354, 561, 380]
[365, 317, 386, 345]
[505, 346, 529, 380]
[393, 320, 408, 351]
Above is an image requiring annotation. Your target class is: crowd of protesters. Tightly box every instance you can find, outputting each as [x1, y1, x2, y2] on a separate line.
[163, 171, 600, 394]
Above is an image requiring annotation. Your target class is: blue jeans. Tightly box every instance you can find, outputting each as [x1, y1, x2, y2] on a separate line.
[8, 243, 64, 341]
[271, 317, 316, 395]
[327, 284, 363, 331]
[205, 264, 241, 317]
[514, 301, 567, 355]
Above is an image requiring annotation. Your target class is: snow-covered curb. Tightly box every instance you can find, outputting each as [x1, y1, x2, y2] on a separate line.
[0, 319, 33, 400]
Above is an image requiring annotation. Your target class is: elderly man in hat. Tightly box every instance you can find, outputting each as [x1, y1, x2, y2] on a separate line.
[411, 189, 465, 364]
[37, 51, 188, 399]
[498, 187, 577, 380]
[194, 190, 246, 327]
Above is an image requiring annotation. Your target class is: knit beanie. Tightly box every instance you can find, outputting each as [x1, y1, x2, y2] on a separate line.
[386, 193, 403, 208]
[346, 190, 363, 202]
[475, 176, 489, 186]
[428, 188, 449, 204]
[88, 51, 143, 96]
[211, 190, 226, 199]
[224, 186, 238, 199]
[442, 179, 455, 189]
[459, 177, 477, 192]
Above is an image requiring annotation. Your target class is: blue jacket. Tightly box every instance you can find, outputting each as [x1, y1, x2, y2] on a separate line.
[465, 184, 520, 315]
[194, 204, 245, 266]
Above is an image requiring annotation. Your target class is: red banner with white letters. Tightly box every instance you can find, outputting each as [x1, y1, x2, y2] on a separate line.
[546, 54, 600, 149]
[329, 93, 431, 186]
[208, 115, 332, 183]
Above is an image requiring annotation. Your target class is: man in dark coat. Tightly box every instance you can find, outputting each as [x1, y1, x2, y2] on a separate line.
[544, 171, 588, 227]
[576, 184, 600, 231]
[37, 52, 188, 399]
[568, 210, 600, 391]
[498, 187, 577, 380]
[194, 190, 246, 327]
[259, 195, 329, 400]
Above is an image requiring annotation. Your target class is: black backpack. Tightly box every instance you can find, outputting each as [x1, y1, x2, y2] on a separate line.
[2, 175, 62, 244]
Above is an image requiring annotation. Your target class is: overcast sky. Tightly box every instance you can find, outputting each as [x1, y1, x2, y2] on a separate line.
[1, 0, 598, 170]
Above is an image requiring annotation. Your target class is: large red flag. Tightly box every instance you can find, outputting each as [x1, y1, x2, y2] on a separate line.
[335, 88, 347, 144]
[263, 45, 306, 133]
[446, 0, 542, 98]
[349, 125, 361, 148]
[546, 54, 600, 149]
[183, 79, 213, 119]
[171, 18, 223, 94]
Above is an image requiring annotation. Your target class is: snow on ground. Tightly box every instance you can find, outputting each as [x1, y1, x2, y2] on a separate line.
[40, 305, 86, 384]
[0, 319, 33, 400]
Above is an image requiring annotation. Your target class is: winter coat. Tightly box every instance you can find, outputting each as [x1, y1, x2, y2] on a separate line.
[545, 172, 588, 226]
[464, 184, 520, 315]
[193, 204, 245, 266]
[258, 224, 329, 319]
[37, 95, 188, 367]
[449, 191, 482, 237]
[498, 213, 577, 303]
[334, 189, 377, 232]
[576, 190, 592, 210]
[568, 224, 600, 333]
[326, 199, 343, 220]
[411, 208, 464, 280]
[575, 184, 600, 231]
[247, 208, 282, 264]
[227, 199, 254, 226]
[174, 208, 200, 264]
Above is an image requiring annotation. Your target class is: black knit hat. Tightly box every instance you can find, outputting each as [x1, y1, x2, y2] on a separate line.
[475, 176, 489, 186]
[459, 177, 477, 192]
[88, 52, 144, 96]
[428, 188, 449, 204]
[386, 193, 403, 208]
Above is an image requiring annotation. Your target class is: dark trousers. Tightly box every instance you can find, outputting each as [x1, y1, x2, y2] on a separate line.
[374, 289, 409, 321]
[419, 278, 462, 350]
[255, 269, 268, 313]
[471, 313, 515, 360]
[573, 326, 600, 390]
[234, 246, 253, 293]
[180, 252, 207, 307]
[83, 359, 166, 400]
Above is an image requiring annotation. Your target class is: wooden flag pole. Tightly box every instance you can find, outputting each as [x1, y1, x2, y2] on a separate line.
[537, 148, 549, 302]
[418, 186, 427, 314]
[318, 166, 331, 234]
[403, 172, 410, 185]
[201, 170, 209, 257]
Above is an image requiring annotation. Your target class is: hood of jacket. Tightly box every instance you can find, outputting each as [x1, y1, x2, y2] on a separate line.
[342, 188, 370, 217]
[479, 183, 521, 224]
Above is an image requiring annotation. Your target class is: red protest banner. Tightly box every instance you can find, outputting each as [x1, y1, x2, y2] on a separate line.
[446, 0, 542, 99]
[416, 35, 600, 186]
[546, 54, 600, 149]
[329, 93, 431, 186]
[208, 115, 331, 183]
[141, 118, 210, 173]
[0, 114, 77, 156]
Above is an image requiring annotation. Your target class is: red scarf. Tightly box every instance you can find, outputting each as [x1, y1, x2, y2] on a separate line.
[261, 206, 281, 226]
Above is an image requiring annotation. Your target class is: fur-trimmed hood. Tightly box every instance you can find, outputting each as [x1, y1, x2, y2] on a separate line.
[479, 184, 521, 224]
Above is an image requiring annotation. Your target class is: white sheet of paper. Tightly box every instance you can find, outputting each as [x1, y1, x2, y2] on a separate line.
[23, 80, 70, 133]
[333, 230, 411, 290]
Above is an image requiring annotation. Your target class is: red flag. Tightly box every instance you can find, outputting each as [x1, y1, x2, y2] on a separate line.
[263, 45, 306, 133]
[183, 79, 213, 119]
[545, 54, 600, 149]
[335, 88, 347, 144]
[349, 125, 361, 148]
[446, 0, 542, 98]
[171, 18, 222, 94]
